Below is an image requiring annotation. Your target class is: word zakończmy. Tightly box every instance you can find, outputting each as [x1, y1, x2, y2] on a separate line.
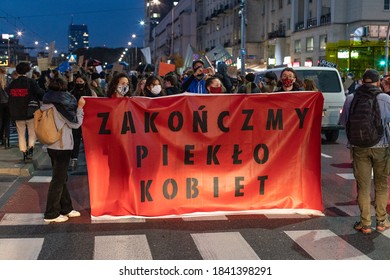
[118, 265, 272, 277]
[97, 107, 310, 135]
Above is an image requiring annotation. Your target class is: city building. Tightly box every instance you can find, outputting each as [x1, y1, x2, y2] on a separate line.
[147, 0, 390, 77]
[0, 33, 28, 67]
[68, 24, 89, 52]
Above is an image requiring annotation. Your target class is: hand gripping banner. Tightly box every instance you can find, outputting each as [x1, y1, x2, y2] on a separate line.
[82, 92, 324, 218]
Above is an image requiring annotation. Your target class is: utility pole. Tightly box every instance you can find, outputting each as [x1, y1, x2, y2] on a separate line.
[385, 18, 390, 75]
[240, 0, 246, 76]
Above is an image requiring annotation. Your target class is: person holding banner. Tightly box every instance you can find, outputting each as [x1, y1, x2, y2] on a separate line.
[275, 67, 304, 92]
[41, 78, 85, 223]
[144, 75, 164, 97]
[106, 72, 132, 98]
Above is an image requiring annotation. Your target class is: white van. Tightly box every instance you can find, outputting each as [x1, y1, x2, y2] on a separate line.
[255, 66, 346, 142]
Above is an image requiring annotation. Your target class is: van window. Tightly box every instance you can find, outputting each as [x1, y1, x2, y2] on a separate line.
[295, 69, 341, 93]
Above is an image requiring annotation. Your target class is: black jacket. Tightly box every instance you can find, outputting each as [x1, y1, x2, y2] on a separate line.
[8, 76, 45, 120]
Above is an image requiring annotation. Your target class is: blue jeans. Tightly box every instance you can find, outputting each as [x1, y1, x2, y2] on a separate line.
[44, 149, 74, 219]
[352, 147, 389, 226]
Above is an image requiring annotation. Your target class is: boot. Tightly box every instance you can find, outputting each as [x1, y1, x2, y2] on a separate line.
[70, 159, 78, 171]
[23, 151, 29, 162]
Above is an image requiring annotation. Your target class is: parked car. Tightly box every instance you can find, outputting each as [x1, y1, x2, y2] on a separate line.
[255, 67, 346, 142]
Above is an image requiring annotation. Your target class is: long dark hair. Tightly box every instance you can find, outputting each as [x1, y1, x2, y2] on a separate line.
[106, 73, 131, 97]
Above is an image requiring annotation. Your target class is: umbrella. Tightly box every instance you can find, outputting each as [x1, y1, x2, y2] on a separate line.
[87, 58, 102, 67]
[105, 61, 129, 69]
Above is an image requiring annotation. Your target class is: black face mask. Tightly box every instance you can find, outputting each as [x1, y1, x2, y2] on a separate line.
[75, 84, 85, 90]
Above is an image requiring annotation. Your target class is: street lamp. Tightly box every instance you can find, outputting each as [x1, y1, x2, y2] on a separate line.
[239, 0, 246, 76]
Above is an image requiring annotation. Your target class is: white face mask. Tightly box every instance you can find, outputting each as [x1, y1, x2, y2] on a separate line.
[151, 84, 162, 95]
[117, 85, 129, 96]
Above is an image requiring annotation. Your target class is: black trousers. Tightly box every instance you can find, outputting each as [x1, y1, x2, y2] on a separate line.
[0, 103, 10, 143]
[71, 127, 82, 160]
[44, 149, 74, 219]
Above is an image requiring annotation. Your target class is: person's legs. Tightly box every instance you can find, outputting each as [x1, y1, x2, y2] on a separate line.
[26, 118, 37, 158]
[353, 147, 373, 226]
[372, 148, 389, 224]
[44, 149, 72, 219]
[70, 127, 82, 170]
[15, 120, 27, 159]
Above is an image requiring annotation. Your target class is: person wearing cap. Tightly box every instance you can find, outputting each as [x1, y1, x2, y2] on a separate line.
[181, 60, 214, 94]
[339, 68, 390, 234]
[237, 72, 260, 93]
[275, 67, 303, 92]
[259, 71, 278, 93]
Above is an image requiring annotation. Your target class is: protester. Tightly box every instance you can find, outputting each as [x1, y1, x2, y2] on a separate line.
[134, 77, 146, 96]
[8, 62, 45, 161]
[275, 67, 304, 92]
[163, 75, 181, 95]
[381, 75, 390, 94]
[90, 72, 105, 97]
[216, 61, 233, 93]
[181, 60, 214, 93]
[41, 77, 85, 223]
[0, 67, 10, 147]
[69, 74, 97, 171]
[144, 75, 164, 97]
[205, 76, 224, 93]
[237, 73, 260, 93]
[303, 78, 319, 91]
[259, 71, 278, 93]
[106, 72, 132, 98]
[339, 69, 390, 234]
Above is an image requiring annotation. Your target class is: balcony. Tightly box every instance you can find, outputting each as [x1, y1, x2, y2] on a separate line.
[295, 21, 304, 31]
[320, 13, 331, 25]
[268, 26, 286, 39]
[307, 17, 317, 28]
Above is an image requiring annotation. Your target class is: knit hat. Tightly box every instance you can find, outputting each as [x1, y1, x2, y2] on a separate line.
[245, 73, 255, 83]
[362, 69, 380, 83]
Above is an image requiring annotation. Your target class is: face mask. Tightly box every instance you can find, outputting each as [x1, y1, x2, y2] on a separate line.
[117, 85, 129, 96]
[209, 86, 222, 93]
[151, 84, 162, 95]
[76, 83, 85, 89]
[281, 78, 294, 88]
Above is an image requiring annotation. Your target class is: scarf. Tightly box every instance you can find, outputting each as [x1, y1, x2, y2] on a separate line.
[43, 90, 78, 123]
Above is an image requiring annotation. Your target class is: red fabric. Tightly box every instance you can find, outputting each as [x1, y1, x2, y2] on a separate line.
[82, 92, 324, 217]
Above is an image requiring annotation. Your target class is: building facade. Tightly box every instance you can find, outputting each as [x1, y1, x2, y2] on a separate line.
[147, 0, 390, 75]
[68, 24, 89, 52]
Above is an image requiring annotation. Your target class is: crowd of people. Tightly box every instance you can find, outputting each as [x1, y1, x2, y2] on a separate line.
[1, 60, 390, 228]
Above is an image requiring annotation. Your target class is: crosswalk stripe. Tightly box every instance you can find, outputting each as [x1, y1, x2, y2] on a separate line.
[91, 217, 146, 224]
[335, 205, 375, 217]
[336, 173, 355, 180]
[284, 229, 371, 260]
[0, 213, 45, 225]
[321, 153, 332, 158]
[182, 215, 228, 221]
[191, 232, 260, 260]
[28, 176, 52, 183]
[265, 214, 311, 219]
[0, 238, 44, 260]
[94, 235, 153, 260]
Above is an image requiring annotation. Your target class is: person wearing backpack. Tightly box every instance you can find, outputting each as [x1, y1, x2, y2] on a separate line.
[40, 77, 85, 223]
[339, 69, 390, 234]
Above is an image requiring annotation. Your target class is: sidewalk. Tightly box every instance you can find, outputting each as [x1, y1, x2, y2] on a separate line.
[0, 143, 50, 176]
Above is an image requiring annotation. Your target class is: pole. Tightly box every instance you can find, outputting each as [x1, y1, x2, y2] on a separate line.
[385, 18, 390, 75]
[240, 0, 246, 76]
[170, 7, 174, 57]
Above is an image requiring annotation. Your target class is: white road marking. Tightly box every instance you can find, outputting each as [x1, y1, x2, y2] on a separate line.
[285, 229, 370, 260]
[337, 173, 355, 180]
[191, 232, 260, 260]
[0, 238, 44, 260]
[0, 213, 45, 225]
[94, 235, 152, 260]
[28, 176, 52, 183]
[182, 215, 228, 221]
[321, 153, 332, 158]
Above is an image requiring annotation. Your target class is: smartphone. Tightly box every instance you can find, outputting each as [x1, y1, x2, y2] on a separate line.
[203, 68, 209, 74]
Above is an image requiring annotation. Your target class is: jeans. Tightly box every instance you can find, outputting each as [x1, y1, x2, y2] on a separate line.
[44, 149, 74, 219]
[352, 147, 389, 226]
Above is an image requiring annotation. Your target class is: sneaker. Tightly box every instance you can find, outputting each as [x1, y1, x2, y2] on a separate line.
[376, 220, 390, 232]
[44, 215, 68, 223]
[66, 210, 81, 218]
[354, 221, 372, 234]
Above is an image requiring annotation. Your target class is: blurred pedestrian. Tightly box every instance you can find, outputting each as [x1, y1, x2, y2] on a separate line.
[8, 62, 45, 161]
[303, 78, 319, 91]
[134, 77, 146, 96]
[237, 73, 260, 93]
[41, 77, 85, 223]
[0, 67, 10, 147]
[275, 67, 304, 92]
[205, 76, 224, 93]
[163, 75, 181, 95]
[259, 71, 278, 93]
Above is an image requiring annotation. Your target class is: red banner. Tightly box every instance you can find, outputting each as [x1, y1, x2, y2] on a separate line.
[82, 92, 324, 218]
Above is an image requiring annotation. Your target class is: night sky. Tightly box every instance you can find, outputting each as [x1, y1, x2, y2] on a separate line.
[0, 0, 145, 53]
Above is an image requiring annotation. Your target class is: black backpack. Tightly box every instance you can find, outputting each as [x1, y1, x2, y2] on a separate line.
[346, 91, 384, 147]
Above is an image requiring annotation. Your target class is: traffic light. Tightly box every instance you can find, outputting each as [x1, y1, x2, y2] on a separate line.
[380, 59, 386, 66]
